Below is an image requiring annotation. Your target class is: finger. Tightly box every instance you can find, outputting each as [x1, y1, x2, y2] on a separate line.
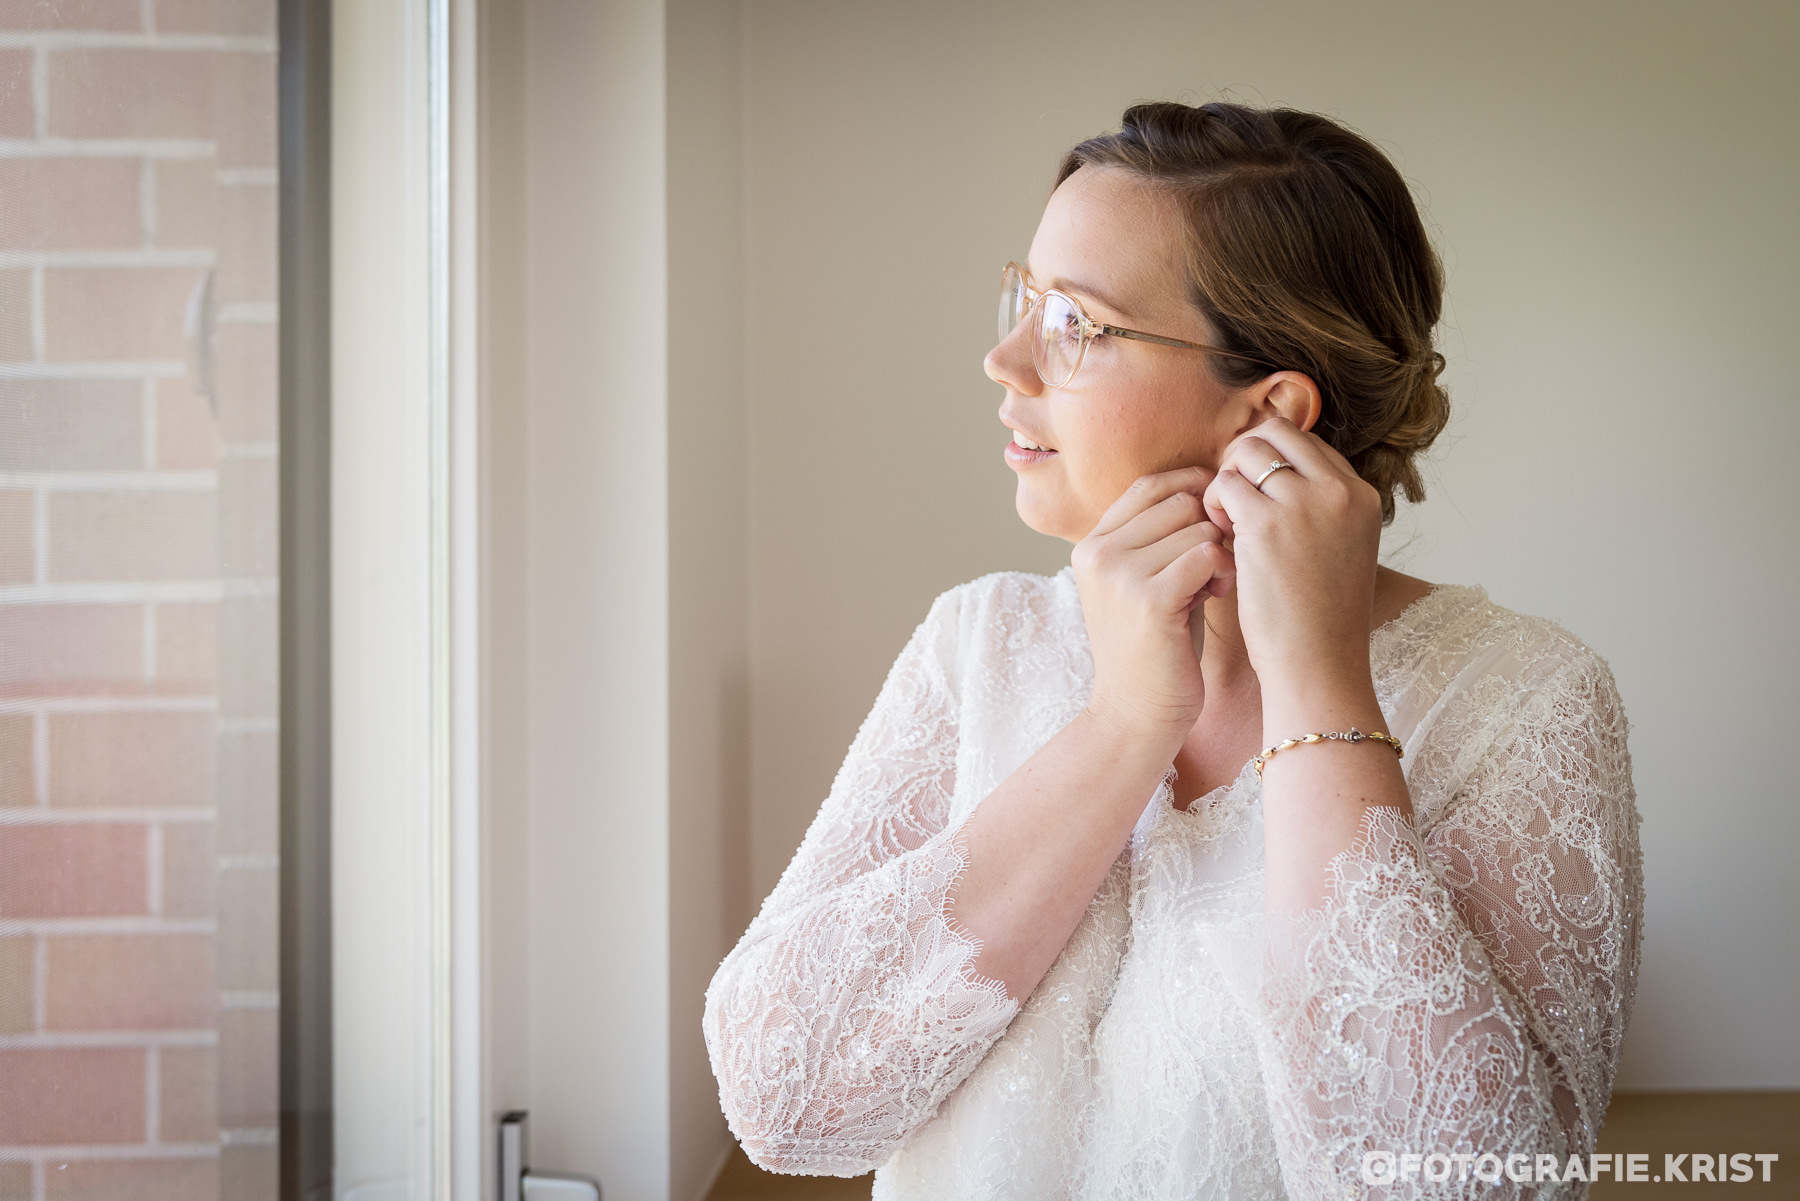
[1087, 466, 1216, 538]
[1219, 435, 1301, 497]
[1110, 489, 1209, 551]
[1153, 537, 1232, 606]
[1225, 415, 1338, 478]
[1203, 467, 1273, 533]
[1195, 543, 1237, 598]
[1128, 517, 1225, 576]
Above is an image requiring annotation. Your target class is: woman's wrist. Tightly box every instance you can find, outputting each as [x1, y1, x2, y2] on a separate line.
[1080, 694, 1194, 762]
[1256, 664, 1384, 743]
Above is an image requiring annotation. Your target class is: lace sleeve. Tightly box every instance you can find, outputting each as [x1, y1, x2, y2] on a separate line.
[1216, 649, 1644, 1200]
[702, 589, 1021, 1175]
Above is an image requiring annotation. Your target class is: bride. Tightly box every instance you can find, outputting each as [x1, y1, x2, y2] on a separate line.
[704, 99, 1643, 1200]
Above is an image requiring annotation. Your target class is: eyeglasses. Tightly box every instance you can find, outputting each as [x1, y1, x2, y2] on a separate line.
[998, 261, 1276, 388]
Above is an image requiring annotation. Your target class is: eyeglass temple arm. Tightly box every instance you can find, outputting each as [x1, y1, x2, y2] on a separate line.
[1097, 322, 1276, 368]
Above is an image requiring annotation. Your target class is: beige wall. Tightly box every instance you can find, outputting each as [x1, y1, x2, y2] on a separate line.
[484, 2, 1796, 1192]
[740, 0, 1800, 1093]
[666, 0, 750, 1196]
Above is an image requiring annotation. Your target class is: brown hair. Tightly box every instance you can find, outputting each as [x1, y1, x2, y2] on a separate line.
[1058, 101, 1449, 523]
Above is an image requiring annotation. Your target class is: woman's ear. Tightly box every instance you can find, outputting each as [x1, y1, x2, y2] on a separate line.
[1256, 371, 1323, 433]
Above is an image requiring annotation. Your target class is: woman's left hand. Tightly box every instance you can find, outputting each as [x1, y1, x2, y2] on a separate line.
[1200, 416, 1386, 697]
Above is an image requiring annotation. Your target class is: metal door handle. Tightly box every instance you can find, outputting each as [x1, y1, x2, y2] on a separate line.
[500, 1111, 603, 1201]
[522, 1173, 603, 1201]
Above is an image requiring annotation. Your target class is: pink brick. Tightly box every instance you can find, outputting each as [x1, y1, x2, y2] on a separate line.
[50, 710, 214, 807]
[215, 727, 275, 855]
[220, 1145, 276, 1201]
[0, 269, 29, 361]
[214, 51, 275, 169]
[0, 0, 142, 29]
[152, 158, 218, 249]
[0, 823, 148, 917]
[0, 937, 32, 1033]
[158, 1046, 218, 1142]
[213, 320, 277, 442]
[0, 487, 31, 585]
[214, 181, 275, 303]
[219, 456, 275, 578]
[154, 375, 221, 469]
[217, 594, 274, 719]
[46, 933, 215, 1029]
[218, 1005, 276, 1127]
[0, 713, 34, 804]
[0, 603, 144, 697]
[152, 600, 218, 693]
[44, 266, 204, 362]
[0, 1162, 27, 1199]
[48, 49, 212, 139]
[48, 489, 218, 582]
[0, 377, 146, 471]
[159, 817, 214, 918]
[0, 1048, 144, 1143]
[153, 0, 218, 34]
[0, 158, 142, 251]
[49, 1160, 221, 1201]
[215, 0, 274, 36]
[215, 865, 274, 990]
[0, 49, 32, 139]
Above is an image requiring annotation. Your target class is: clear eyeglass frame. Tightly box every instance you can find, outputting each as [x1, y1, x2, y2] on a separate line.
[999, 261, 1277, 388]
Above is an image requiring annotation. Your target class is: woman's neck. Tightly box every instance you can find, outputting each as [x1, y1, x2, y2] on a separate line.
[1196, 565, 1435, 689]
[1197, 590, 1256, 689]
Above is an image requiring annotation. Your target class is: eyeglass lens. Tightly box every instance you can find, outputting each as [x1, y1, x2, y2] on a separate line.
[999, 264, 1086, 388]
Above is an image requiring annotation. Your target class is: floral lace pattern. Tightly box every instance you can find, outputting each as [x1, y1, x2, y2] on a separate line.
[703, 570, 1644, 1199]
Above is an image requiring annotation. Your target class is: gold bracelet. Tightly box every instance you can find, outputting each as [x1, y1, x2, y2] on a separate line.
[1253, 727, 1403, 779]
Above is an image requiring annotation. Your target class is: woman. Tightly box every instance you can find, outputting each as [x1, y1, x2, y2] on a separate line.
[704, 100, 1643, 1200]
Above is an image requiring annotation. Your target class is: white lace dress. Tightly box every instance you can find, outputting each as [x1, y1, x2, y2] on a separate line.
[703, 568, 1644, 1200]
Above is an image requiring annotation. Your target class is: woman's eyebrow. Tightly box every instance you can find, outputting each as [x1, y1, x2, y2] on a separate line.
[1057, 276, 1136, 321]
[1022, 259, 1136, 321]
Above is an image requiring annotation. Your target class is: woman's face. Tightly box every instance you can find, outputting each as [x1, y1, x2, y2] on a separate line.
[985, 166, 1263, 543]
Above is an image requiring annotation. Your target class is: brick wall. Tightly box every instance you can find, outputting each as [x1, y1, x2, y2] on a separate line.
[0, 1, 278, 1197]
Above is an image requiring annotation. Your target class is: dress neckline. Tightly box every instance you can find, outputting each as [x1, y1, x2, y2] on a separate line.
[1154, 581, 1485, 819]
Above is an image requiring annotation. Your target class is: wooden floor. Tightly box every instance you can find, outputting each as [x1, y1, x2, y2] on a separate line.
[1590, 1092, 1799, 1199]
[705, 1148, 872, 1201]
[704, 1092, 1799, 1199]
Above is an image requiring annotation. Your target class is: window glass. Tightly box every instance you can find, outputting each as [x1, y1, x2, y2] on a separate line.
[0, 2, 279, 1195]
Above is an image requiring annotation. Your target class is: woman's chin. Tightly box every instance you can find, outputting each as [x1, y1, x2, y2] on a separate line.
[1014, 491, 1081, 544]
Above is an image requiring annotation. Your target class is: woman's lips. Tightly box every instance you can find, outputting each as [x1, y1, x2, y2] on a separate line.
[1004, 426, 1057, 467]
[1003, 438, 1058, 467]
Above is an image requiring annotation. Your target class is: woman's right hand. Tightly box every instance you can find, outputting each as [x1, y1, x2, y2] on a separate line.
[1071, 466, 1235, 746]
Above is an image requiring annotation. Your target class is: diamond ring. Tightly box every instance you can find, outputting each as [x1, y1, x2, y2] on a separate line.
[1252, 460, 1295, 490]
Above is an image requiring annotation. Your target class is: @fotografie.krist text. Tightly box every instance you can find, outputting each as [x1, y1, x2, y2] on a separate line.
[1362, 1151, 1780, 1186]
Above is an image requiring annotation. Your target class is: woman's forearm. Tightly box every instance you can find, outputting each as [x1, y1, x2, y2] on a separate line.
[947, 706, 1186, 1002]
[1256, 668, 1414, 915]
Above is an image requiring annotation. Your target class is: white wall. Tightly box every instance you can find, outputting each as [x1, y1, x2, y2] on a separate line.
[740, 0, 1800, 1091]
[522, 1, 672, 1197]
[482, 2, 746, 1199]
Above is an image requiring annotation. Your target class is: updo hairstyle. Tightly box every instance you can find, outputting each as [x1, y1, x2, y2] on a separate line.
[1059, 101, 1450, 523]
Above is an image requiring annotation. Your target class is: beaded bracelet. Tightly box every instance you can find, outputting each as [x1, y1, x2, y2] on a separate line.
[1252, 727, 1404, 780]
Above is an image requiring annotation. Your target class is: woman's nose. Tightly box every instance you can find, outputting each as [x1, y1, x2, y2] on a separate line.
[984, 320, 1041, 396]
